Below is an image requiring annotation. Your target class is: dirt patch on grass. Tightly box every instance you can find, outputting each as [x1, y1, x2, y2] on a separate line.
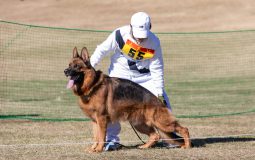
[1, 0, 255, 32]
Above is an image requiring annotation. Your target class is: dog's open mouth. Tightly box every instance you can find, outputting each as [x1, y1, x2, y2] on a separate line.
[67, 79, 74, 89]
[67, 76, 76, 89]
[64, 67, 84, 89]
[66, 73, 84, 89]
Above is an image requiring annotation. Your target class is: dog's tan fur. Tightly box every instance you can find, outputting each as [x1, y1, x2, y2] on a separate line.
[65, 47, 191, 152]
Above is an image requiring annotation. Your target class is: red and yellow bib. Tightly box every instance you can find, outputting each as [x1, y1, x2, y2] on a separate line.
[121, 39, 155, 61]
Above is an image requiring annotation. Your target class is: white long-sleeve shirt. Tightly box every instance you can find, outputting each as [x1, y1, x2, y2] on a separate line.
[90, 25, 165, 96]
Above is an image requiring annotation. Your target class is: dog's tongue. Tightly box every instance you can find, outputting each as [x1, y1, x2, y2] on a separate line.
[66, 79, 74, 89]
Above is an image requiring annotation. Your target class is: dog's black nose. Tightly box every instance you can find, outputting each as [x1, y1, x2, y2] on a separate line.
[64, 68, 70, 77]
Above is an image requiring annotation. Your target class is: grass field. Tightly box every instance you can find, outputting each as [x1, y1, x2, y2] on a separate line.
[1, 116, 255, 160]
[1, 21, 255, 159]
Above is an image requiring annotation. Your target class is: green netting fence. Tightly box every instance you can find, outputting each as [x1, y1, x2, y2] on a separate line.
[0, 20, 255, 121]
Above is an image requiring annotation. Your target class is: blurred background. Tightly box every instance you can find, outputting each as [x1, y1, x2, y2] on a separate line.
[0, 1, 255, 159]
[1, 0, 255, 32]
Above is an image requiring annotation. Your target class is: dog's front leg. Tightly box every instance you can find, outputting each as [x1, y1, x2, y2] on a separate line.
[94, 116, 107, 152]
[91, 121, 99, 150]
[85, 121, 99, 153]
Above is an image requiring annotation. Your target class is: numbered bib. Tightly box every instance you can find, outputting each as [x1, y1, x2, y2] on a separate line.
[121, 39, 155, 61]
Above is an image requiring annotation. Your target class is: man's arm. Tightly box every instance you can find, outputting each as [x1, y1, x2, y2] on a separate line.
[90, 31, 116, 67]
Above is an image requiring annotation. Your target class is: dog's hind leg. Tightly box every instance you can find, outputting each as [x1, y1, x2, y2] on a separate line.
[132, 123, 160, 149]
[138, 132, 160, 149]
[174, 122, 191, 148]
[152, 108, 191, 148]
[156, 121, 191, 149]
[157, 130, 184, 147]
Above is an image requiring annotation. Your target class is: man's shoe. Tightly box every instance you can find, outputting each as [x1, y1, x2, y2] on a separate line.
[161, 142, 180, 148]
[104, 141, 122, 151]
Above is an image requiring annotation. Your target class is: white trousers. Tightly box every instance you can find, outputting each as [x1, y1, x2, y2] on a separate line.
[106, 71, 172, 142]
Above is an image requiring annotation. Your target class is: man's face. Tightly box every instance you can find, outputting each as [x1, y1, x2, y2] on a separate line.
[131, 25, 148, 44]
[134, 37, 147, 44]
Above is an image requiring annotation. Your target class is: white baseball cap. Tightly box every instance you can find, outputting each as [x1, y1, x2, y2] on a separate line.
[130, 12, 151, 38]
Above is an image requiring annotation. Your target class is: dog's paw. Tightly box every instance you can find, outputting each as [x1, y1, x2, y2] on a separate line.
[138, 144, 150, 149]
[94, 147, 104, 152]
[85, 147, 96, 153]
[85, 147, 103, 153]
[91, 143, 98, 150]
[180, 145, 191, 149]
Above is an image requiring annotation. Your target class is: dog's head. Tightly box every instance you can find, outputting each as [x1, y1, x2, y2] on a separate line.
[64, 47, 91, 89]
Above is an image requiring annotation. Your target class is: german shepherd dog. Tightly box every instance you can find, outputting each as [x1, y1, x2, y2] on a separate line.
[64, 47, 191, 152]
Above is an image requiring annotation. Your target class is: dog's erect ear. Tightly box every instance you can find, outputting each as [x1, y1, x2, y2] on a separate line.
[73, 47, 79, 58]
[80, 47, 90, 62]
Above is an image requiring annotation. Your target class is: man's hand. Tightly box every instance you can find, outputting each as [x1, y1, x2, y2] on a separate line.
[158, 95, 167, 105]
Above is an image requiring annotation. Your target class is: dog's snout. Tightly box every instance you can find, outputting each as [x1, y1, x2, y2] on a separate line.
[64, 68, 70, 77]
[64, 67, 79, 77]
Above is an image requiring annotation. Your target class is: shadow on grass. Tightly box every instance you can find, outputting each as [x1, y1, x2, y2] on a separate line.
[118, 136, 255, 150]
[192, 137, 255, 147]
